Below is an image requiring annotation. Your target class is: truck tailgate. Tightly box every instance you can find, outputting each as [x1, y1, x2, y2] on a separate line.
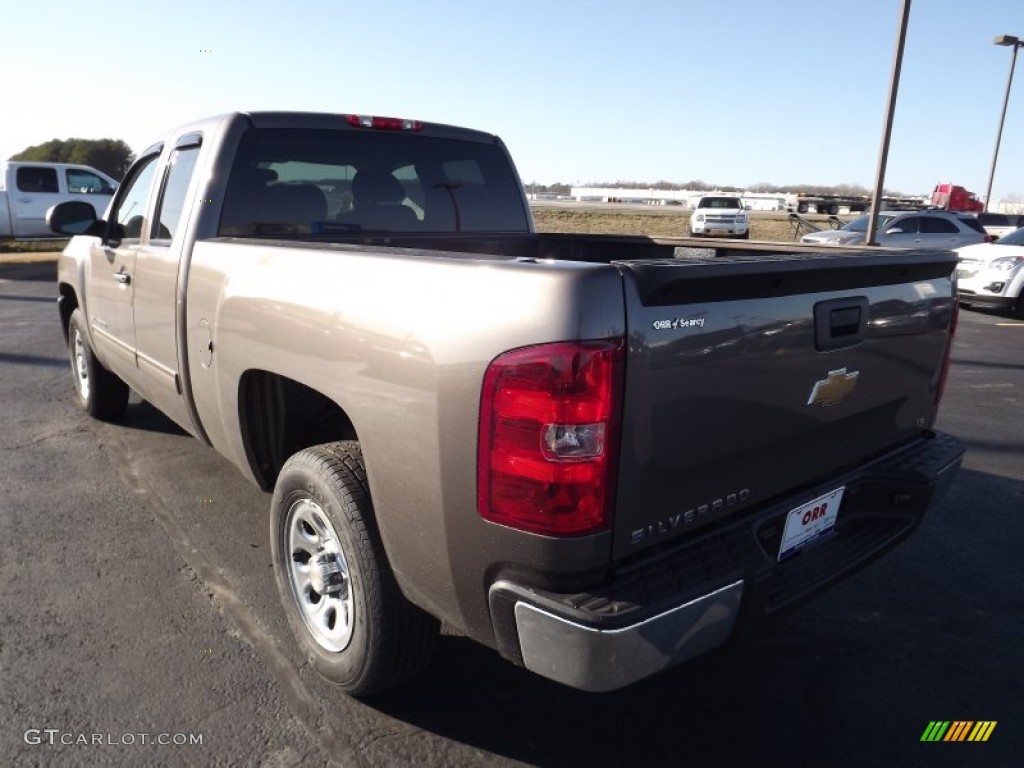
[612, 249, 957, 560]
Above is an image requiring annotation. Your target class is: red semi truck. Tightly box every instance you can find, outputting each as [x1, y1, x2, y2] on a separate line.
[931, 183, 984, 213]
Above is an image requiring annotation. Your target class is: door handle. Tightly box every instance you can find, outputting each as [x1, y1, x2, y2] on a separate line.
[814, 296, 869, 351]
[115, 272, 131, 285]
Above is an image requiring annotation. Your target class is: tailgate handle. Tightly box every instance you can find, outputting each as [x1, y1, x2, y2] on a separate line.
[814, 296, 868, 351]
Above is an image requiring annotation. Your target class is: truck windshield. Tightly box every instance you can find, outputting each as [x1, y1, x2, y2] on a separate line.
[842, 214, 896, 233]
[219, 128, 530, 237]
[698, 198, 741, 209]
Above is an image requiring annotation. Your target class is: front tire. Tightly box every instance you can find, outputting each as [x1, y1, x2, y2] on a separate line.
[270, 441, 439, 696]
[67, 308, 129, 421]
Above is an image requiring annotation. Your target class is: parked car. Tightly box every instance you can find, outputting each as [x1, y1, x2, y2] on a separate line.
[689, 195, 749, 238]
[0, 161, 118, 239]
[800, 210, 990, 248]
[975, 211, 1024, 239]
[956, 226, 1024, 317]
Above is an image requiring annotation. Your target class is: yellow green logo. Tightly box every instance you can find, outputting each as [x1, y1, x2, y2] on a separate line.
[921, 721, 996, 742]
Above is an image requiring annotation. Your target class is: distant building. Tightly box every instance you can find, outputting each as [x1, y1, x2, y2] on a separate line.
[995, 199, 1024, 214]
[569, 186, 788, 211]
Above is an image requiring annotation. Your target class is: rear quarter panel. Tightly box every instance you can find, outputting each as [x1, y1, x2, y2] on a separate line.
[184, 241, 626, 642]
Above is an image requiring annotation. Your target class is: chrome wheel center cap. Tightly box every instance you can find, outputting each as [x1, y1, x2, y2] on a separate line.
[310, 548, 347, 597]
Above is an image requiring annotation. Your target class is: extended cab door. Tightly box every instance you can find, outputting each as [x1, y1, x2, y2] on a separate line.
[8, 165, 63, 237]
[132, 136, 203, 433]
[85, 153, 160, 385]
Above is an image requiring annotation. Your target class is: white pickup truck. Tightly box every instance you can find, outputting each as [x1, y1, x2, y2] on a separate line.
[0, 161, 118, 239]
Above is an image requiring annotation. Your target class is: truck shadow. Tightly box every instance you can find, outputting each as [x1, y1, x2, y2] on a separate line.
[0, 351, 65, 368]
[0, 294, 55, 303]
[360, 466, 1022, 767]
[119, 398, 191, 437]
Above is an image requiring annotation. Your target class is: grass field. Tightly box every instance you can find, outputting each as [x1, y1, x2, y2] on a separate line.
[1, 205, 837, 258]
[0, 238, 68, 253]
[531, 203, 839, 242]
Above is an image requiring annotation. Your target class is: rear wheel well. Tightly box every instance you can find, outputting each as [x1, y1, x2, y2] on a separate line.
[238, 371, 358, 491]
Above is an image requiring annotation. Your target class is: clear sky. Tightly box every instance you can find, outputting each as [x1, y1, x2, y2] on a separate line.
[4, 0, 1023, 201]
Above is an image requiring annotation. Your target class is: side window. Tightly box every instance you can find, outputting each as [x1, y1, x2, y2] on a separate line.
[920, 217, 958, 234]
[151, 147, 200, 244]
[66, 169, 115, 195]
[16, 167, 59, 193]
[888, 217, 919, 234]
[112, 156, 160, 241]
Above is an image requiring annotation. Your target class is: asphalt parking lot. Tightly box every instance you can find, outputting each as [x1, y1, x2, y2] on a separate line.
[1, 258, 1021, 767]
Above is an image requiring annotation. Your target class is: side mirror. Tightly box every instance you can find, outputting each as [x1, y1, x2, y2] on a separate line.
[47, 201, 105, 237]
[886, 227, 904, 235]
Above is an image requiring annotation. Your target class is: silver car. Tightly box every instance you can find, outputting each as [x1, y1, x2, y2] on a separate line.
[801, 210, 990, 248]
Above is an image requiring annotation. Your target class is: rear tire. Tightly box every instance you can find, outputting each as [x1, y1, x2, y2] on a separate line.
[67, 308, 129, 421]
[270, 441, 439, 696]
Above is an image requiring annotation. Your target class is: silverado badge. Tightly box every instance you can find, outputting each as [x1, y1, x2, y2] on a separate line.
[807, 368, 859, 406]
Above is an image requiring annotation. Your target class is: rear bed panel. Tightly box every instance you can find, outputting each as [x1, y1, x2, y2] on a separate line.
[612, 250, 957, 560]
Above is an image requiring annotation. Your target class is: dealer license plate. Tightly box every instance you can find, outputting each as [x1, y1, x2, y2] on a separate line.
[778, 487, 845, 561]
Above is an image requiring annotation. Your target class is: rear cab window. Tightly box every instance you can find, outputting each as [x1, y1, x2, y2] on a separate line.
[16, 167, 59, 193]
[219, 127, 530, 237]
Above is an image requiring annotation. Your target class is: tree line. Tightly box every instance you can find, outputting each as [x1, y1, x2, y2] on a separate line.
[8, 138, 134, 181]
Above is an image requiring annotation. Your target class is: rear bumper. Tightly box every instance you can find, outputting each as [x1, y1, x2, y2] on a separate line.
[488, 432, 963, 692]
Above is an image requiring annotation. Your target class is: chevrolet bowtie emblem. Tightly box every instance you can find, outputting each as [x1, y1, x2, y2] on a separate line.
[807, 368, 859, 406]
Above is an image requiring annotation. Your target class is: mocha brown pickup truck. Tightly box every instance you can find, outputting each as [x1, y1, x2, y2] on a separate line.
[49, 111, 963, 695]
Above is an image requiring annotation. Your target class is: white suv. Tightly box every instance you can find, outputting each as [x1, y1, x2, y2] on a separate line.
[956, 227, 1024, 317]
[690, 196, 749, 239]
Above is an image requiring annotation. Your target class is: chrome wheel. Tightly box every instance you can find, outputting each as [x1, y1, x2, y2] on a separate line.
[285, 498, 354, 652]
[72, 327, 90, 402]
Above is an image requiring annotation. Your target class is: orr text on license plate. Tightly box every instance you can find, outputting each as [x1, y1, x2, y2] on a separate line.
[778, 487, 845, 561]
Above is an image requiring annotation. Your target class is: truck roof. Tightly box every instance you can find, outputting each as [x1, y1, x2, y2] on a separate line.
[152, 111, 502, 148]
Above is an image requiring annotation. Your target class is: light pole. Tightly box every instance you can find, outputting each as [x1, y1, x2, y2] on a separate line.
[866, 0, 912, 246]
[984, 34, 1024, 212]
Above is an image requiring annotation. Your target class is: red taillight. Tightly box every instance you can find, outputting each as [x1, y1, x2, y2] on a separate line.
[344, 114, 422, 131]
[478, 339, 624, 536]
[935, 296, 959, 406]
